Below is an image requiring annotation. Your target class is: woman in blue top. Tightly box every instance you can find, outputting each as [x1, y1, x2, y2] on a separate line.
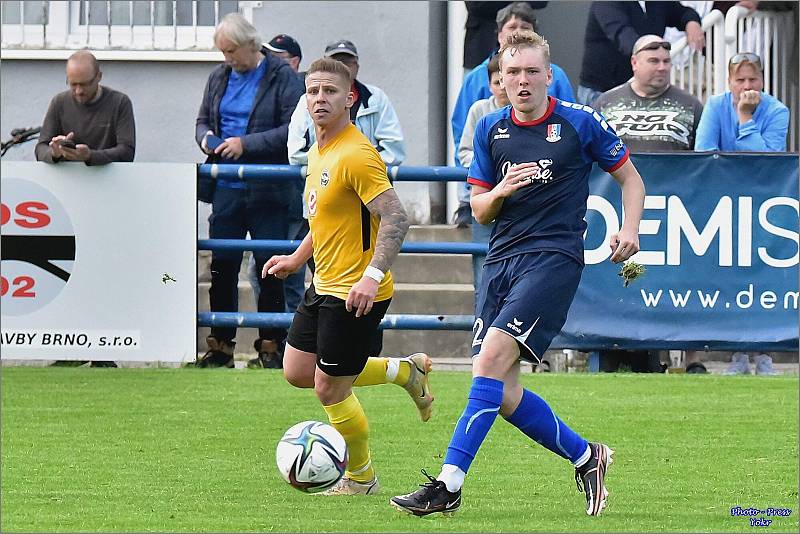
[695, 53, 789, 152]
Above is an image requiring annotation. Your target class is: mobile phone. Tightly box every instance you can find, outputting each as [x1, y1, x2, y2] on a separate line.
[59, 139, 76, 149]
[206, 134, 224, 151]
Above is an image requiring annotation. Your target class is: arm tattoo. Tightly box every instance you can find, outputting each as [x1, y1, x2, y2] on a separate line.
[365, 188, 410, 273]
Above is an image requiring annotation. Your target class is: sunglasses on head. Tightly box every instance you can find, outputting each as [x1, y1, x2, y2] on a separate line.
[634, 41, 671, 54]
[729, 52, 762, 66]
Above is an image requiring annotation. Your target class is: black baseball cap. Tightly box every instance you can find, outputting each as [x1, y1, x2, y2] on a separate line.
[265, 34, 302, 59]
[324, 39, 358, 58]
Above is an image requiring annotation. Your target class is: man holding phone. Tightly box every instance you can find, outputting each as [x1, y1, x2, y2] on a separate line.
[35, 50, 136, 165]
[194, 13, 304, 369]
[35, 50, 135, 368]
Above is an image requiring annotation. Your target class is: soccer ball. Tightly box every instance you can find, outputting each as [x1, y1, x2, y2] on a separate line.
[276, 420, 348, 493]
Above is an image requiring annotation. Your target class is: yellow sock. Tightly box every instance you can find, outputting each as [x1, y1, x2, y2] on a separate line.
[353, 358, 388, 386]
[353, 357, 410, 386]
[322, 393, 375, 482]
[395, 359, 411, 385]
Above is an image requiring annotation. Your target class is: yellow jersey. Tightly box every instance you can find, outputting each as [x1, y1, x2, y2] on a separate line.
[305, 123, 394, 301]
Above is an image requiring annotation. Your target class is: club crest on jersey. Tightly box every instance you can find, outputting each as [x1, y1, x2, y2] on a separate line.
[320, 169, 330, 186]
[545, 123, 561, 143]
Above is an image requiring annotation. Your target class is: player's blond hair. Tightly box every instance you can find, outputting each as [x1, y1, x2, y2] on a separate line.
[306, 57, 353, 86]
[498, 30, 551, 69]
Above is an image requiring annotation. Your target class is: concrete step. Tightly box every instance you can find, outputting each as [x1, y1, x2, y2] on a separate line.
[198, 251, 477, 285]
[199, 225, 477, 284]
[389, 283, 474, 314]
[382, 330, 472, 360]
[197, 282, 474, 314]
[392, 253, 473, 284]
[405, 224, 472, 242]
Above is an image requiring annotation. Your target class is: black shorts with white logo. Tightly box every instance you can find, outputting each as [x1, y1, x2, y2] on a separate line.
[287, 284, 391, 376]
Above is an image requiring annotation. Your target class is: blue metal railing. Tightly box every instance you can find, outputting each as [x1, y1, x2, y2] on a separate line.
[198, 163, 480, 331]
[197, 312, 475, 330]
[198, 239, 488, 255]
[197, 163, 467, 182]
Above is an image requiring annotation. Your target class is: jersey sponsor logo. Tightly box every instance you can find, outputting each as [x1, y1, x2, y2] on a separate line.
[320, 169, 330, 186]
[308, 189, 318, 216]
[500, 159, 555, 184]
[606, 110, 691, 145]
[493, 126, 511, 140]
[545, 123, 561, 142]
[610, 140, 625, 157]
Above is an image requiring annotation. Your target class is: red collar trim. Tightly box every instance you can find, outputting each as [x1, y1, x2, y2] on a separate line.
[511, 97, 556, 127]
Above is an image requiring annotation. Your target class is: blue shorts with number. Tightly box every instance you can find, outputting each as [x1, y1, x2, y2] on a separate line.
[471, 251, 582, 364]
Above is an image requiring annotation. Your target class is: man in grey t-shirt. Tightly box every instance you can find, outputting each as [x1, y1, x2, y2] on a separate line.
[593, 34, 702, 152]
[593, 34, 704, 374]
[36, 50, 134, 369]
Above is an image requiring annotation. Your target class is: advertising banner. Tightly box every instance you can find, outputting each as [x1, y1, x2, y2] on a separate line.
[1, 162, 196, 362]
[554, 153, 799, 351]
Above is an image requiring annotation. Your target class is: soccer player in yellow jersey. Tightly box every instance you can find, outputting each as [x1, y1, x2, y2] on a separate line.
[263, 57, 430, 495]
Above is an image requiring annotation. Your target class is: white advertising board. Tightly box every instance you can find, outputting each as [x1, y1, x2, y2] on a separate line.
[1, 162, 196, 362]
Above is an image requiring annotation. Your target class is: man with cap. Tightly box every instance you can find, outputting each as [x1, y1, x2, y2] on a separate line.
[248, 32, 305, 319]
[265, 33, 303, 76]
[593, 34, 703, 152]
[287, 39, 405, 168]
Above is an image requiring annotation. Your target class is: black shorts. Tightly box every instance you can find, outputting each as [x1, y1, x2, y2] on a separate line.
[286, 285, 391, 376]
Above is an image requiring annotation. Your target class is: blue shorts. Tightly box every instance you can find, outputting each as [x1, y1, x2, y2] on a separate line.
[471, 251, 582, 364]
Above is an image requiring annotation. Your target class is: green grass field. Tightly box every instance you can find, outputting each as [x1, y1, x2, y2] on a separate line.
[2, 368, 798, 533]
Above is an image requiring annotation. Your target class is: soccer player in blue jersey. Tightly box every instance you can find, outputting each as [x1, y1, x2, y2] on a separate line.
[391, 30, 645, 517]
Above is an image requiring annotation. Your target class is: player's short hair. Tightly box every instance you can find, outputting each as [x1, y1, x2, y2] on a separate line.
[728, 52, 763, 77]
[488, 53, 502, 76]
[496, 2, 539, 32]
[306, 57, 353, 86]
[498, 30, 551, 69]
[68, 49, 100, 76]
[213, 13, 262, 51]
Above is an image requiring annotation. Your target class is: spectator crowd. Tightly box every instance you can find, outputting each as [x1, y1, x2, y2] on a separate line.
[30, 2, 792, 375]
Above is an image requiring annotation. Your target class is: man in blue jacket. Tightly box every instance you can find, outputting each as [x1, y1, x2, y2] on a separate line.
[695, 52, 789, 152]
[695, 51, 788, 377]
[194, 13, 305, 369]
[451, 1, 573, 226]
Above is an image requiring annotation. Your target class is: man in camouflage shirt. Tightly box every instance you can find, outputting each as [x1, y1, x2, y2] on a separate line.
[593, 34, 702, 152]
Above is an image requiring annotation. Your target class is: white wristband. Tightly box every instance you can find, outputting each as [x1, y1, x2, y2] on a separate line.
[363, 265, 385, 283]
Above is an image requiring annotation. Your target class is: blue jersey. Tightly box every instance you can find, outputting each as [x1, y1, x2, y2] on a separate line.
[467, 97, 629, 265]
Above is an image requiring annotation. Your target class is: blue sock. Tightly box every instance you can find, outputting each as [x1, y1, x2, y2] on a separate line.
[505, 388, 588, 463]
[443, 376, 504, 473]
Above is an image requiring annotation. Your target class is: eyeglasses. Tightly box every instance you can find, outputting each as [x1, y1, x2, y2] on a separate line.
[729, 52, 762, 67]
[633, 41, 671, 54]
[67, 71, 99, 89]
